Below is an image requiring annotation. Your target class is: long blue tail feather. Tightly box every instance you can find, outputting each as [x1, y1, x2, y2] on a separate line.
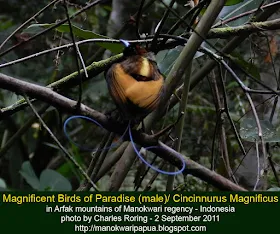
[63, 116, 186, 175]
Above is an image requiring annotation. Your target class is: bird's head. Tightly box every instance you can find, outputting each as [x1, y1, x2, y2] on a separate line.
[120, 39, 156, 62]
[120, 39, 148, 56]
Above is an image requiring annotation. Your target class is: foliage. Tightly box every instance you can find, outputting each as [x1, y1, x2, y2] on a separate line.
[0, 0, 280, 192]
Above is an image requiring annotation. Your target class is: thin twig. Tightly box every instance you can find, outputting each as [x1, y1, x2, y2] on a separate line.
[218, 64, 246, 156]
[190, 3, 280, 91]
[264, 34, 279, 88]
[202, 46, 267, 187]
[150, 0, 227, 127]
[166, 63, 192, 190]
[135, 153, 158, 191]
[266, 144, 280, 187]
[210, 112, 221, 171]
[0, 104, 49, 160]
[210, 67, 238, 183]
[201, 47, 280, 95]
[23, 94, 98, 191]
[0, 0, 60, 51]
[94, 141, 129, 182]
[62, 0, 84, 107]
[151, 0, 176, 49]
[0, 52, 123, 118]
[135, 0, 146, 39]
[253, 140, 260, 190]
[143, 161, 165, 191]
[77, 131, 113, 191]
[246, 92, 267, 188]
[0, 0, 108, 58]
[90, 133, 116, 180]
[213, 1, 280, 28]
[0, 38, 144, 69]
[209, 19, 280, 38]
[167, 0, 209, 37]
[0, 72, 247, 191]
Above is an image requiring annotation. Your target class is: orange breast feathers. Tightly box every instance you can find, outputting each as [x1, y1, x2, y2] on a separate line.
[106, 54, 164, 118]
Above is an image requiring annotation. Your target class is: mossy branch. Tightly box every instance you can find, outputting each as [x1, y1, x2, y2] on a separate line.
[0, 54, 122, 117]
[208, 18, 280, 39]
[0, 72, 246, 191]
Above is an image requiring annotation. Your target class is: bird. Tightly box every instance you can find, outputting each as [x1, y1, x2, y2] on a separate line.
[104, 41, 187, 177]
[105, 40, 164, 122]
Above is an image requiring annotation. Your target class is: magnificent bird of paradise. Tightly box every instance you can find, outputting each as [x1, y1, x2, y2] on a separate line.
[63, 40, 185, 176]
[105, 40, 164, 122]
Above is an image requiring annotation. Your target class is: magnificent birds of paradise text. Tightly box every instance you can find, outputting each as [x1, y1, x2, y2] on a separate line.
[0, 192, 279, 233]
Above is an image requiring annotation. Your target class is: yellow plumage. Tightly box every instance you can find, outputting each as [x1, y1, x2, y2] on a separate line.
[105, 43, 164, 120]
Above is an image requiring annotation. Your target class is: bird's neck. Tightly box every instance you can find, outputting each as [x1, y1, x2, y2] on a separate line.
[138, 57, 150, 77]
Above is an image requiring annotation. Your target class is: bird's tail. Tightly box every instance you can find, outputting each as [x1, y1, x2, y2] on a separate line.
[63, 116, 186, 175]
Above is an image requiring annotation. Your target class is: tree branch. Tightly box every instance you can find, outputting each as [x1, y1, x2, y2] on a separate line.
[0, 72, 246, 191]
[145, 0, 226, 130]
[208, 18, 280, 39]
[190, 1, 280, 91]
[4, 14, 279, 117]
[0, 54, 122, 117]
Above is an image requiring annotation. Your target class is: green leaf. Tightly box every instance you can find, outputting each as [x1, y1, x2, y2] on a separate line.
[229, 53, 260, 79]
[39, 169, 72, 191]
[200, 0, 245, 16]
[24, 24, 123, 54]
[156, 47, 204, 75]
[57, 146, 83, 179]
[240, 118, 280, 142]
[156, 49, 179, 75]
[19, 161, 40, 190]
[226, 81, 239, 89]
[225, 0, 244, 6]
[267, 187, 280, 191]
[0, 19, 13, 31]
[57, 159, 82, 179]
[0, 178, 7, 188]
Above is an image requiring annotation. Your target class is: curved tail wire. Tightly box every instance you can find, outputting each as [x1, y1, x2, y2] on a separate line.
[63, 115, 186, 175]
[128, 120, 186, 175]
[63, 115, 126, 152]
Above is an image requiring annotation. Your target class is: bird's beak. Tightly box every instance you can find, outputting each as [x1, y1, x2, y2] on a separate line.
[119, 39, 130, 48]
